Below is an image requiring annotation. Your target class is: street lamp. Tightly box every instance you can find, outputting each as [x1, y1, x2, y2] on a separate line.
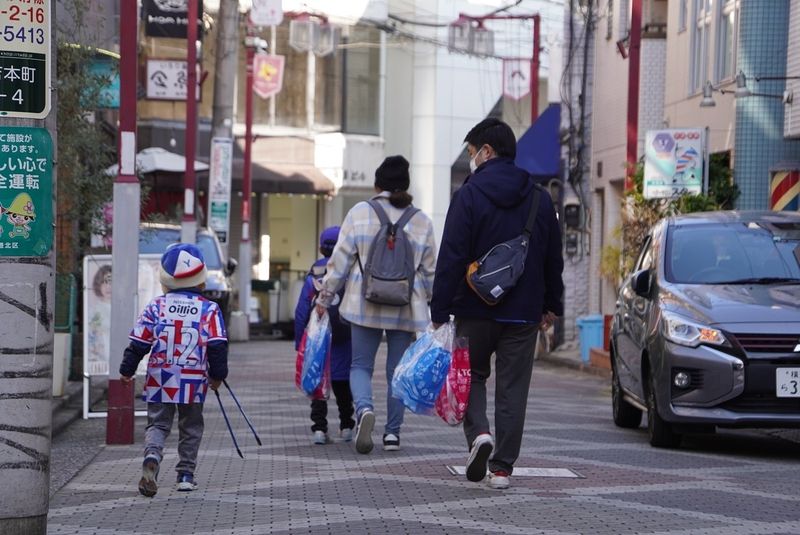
[700, 71, 797, 107]
[287, 12, 337, 57]
[734, 70, 751, 98]
[700, 81, 717, 107]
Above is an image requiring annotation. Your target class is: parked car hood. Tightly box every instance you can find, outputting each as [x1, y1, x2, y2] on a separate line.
[662, 283, 800, 325]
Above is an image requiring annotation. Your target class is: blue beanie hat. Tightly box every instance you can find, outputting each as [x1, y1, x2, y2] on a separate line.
[319, 226, 340, 256]
[159, 243, 207, 289]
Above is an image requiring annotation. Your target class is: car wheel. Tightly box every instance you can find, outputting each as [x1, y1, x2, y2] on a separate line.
[612, 361, 642, 428]
[647, 371, 682, 448]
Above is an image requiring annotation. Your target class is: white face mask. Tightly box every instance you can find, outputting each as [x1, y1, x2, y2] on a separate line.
[469, 148, 483, 173]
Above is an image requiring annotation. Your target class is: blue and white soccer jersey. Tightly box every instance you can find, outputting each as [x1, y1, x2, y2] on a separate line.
[129, 291, 227, 404]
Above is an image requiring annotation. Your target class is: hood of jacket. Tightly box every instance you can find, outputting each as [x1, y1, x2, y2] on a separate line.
[467, 157, 534, 208]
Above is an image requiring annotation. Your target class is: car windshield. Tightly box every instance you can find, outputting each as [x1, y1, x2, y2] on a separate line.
[139, 228, 223, 270]
[666, 222, 800, 284]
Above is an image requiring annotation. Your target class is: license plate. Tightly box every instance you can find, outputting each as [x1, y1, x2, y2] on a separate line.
[776, 368, 800, 397]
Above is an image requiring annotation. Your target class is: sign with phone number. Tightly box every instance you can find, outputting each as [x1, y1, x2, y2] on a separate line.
[0, 0, 50, 119]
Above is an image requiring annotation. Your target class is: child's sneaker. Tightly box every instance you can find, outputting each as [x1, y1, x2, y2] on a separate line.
[313, 430, 329, 445]
[176, 472, 198, 492]
[382, 433, 400, 451]
[339, 428, 354, 442]
[355, 410, 375, 454]
[138, 456, 159, 497]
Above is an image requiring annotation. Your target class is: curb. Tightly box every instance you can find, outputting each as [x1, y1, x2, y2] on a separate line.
[538, 352, 612, 380]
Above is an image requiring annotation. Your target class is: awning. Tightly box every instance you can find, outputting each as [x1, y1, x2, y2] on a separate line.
[515, 103, 561, 181]
[232, 136, 335, 195]
[105, 147, 209, 175]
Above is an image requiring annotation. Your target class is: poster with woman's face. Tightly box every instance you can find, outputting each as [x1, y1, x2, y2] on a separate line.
[83, 254, 163, 377]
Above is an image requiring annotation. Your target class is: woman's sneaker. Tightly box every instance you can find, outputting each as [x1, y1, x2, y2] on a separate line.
[382, 433, 400, 451]
[486, 470, 511, 490]
[355, 410, 375, 454]
[176, 472, 198, 492]
[465, 433, 494, 482]
[138, 456, 159, 497]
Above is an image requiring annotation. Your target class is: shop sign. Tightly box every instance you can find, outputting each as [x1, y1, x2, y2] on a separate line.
[143, 0, 204, 40]
[146, 59, 201, 101]
[644, 128, 705, 199]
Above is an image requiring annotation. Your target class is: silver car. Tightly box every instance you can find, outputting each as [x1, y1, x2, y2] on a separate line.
[611, 211, 800, 447]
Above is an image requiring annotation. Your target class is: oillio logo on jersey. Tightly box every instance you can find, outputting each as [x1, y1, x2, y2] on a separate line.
[164, 294, 203, 323]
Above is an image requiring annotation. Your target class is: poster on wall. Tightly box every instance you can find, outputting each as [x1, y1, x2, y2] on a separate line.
[83, 254, 163, 377]
[643, 128, 705, 199]
[208, 137, 232, 243]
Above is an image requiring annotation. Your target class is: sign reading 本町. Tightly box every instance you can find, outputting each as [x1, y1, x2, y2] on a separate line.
[0, 0, 51, 119]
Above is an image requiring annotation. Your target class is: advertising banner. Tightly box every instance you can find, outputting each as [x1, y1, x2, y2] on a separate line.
[503, 59, 531, 101]
[253, 54, 285, 100]
[208, 137, 233, 244]
[250, 0, 283, 26]
[644, 128, 705, 199]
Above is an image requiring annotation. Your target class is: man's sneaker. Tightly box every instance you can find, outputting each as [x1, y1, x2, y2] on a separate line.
[465, 433, 494, 482]
[487, 470, 511, 490]
[313, 430, 329, 445]
[138, 456, 159, 498]
[176, 473, 198, 492]
[383, 433, 400, 451]
[355, 410, 375, 454]
[340, 428, 354, 442]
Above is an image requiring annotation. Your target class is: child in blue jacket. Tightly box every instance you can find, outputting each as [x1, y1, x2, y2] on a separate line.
[295, 226, 355, 444]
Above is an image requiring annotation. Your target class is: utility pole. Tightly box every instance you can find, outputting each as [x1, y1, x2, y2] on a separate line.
[208, 0, 240, 259]
[107, 0, 139, 446]
[181, 0, 199, 244]
[0, 0, 56, 532]
[239, 25, 256, 335]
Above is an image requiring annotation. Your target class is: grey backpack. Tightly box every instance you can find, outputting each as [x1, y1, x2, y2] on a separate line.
[466, 187, 541, 306]
[358, 199, 420, 306]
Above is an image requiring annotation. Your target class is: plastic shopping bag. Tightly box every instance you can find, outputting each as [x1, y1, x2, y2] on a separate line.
[295, 311, 331, 399]
[391, 321, 455, 415]
[434, 336, 471, 425]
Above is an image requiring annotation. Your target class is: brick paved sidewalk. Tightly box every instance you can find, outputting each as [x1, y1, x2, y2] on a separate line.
[48, 339, 800, 534]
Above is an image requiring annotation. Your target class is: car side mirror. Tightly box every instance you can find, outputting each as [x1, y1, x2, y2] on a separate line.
[632, 269, 651, 298]
[225, 258, 238, 276]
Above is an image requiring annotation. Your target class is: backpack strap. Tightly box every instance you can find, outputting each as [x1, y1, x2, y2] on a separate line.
[522, 187, 542, 238]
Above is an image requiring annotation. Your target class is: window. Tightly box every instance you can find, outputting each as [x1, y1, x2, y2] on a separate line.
[689, 0, 712, 93]
[715, 0, 739, 82]
[678, 0, 688, 32]
[618, 0, 630, 41]
[606, 0, 614, 40]
[341, 26, 381, 135]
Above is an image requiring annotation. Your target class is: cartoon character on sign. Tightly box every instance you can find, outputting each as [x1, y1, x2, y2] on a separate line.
[1, 193, 36, 239]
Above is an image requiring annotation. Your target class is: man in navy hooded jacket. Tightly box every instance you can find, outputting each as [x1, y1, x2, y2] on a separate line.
[430, 118, 564, 490]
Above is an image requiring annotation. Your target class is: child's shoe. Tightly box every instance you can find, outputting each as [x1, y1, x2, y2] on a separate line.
[313, 430, 329, 445]
[138, 456, 159, 497]
[176, 472, 198, 492]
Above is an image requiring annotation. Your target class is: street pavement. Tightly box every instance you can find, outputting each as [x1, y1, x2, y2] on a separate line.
[48, 339, 800, 534]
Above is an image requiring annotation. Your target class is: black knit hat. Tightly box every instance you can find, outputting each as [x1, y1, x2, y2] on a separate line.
[375, 155, 410, 192]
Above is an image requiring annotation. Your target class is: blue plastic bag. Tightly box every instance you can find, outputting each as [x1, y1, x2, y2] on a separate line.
[391, 321, 455, 415]
[298, 311, 332, 397]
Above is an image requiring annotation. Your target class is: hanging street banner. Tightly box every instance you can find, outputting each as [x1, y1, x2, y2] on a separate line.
[0, 0, 51, 119]
[146, 59, 201, 101]
[250, 0, 283, 27]
[502, 59, 531, 101]
[644, 128, 705, 199]
[0, 127, 53, 256]
[208, 137, 233, 244]
[253, 53, 285, 100]
[143, 0, 204, 40]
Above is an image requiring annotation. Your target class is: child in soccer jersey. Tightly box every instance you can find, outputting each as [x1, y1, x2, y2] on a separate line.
[294, 226, 355, 444]
[119, 243, 228, 497]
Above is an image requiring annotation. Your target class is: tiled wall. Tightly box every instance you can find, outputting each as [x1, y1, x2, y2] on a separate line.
[734, 0, 800, 209]
[784, 0, 800, 138]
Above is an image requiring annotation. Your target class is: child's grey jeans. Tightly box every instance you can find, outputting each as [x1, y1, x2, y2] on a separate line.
[144, 402, 204, 476]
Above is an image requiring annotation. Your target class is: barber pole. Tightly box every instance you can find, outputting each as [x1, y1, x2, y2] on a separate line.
[770, 169, 800, 211]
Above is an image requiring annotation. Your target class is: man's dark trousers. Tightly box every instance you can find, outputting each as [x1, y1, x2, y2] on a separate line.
[457, 318, 538, 475]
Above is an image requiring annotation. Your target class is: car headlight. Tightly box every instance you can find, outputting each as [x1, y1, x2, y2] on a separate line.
[662, 311, 727, 348]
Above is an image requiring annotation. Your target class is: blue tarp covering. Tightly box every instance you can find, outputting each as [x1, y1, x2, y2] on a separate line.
[515, 103, 561, 180]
